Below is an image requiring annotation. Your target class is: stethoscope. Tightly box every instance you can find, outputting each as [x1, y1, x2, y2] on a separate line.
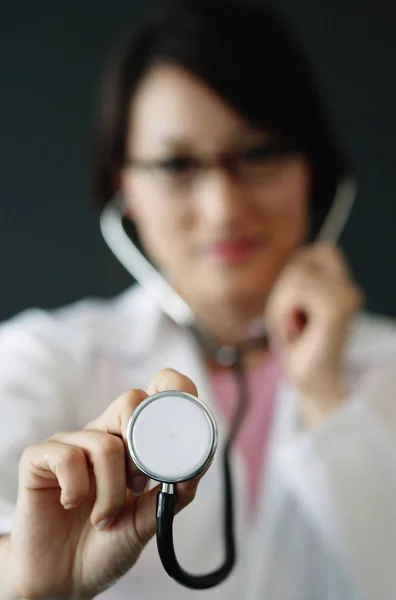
[99, 177, 356, 589]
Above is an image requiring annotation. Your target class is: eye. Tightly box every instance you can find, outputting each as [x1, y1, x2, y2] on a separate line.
[156, 156, 197, 175]
[236, 142, 289, 183]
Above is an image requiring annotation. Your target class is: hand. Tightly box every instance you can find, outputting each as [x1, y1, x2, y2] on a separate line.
[8, 369, 202, 600]
[266, 243, 363, 428]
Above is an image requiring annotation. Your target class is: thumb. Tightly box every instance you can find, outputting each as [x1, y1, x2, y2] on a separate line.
[126, 367, 204, 547]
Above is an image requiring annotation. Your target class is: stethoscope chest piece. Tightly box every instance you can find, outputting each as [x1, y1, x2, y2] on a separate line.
[126, 390, 226, 589]
[126, 390, 218, 484]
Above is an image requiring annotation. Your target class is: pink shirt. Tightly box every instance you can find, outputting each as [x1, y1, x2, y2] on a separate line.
[210, 352, 280, 513]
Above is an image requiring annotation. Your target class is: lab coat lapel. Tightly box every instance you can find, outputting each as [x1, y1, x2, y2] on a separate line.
[244, 375, 300, 598]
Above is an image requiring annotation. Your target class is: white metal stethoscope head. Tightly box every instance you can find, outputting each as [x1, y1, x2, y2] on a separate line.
[126, 390, 218, 485]
[126, 390, 233, 589]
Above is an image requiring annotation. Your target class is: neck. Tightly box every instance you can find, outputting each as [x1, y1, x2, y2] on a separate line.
[188, 297, 266, 348]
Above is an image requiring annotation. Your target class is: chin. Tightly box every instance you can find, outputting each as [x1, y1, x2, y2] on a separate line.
[176, 255, 278, 310]
[211, 259, 274, 291]
[206, 276, 271, 313]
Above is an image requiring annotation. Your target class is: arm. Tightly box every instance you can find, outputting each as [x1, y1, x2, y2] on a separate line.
[265, 244, 396, 599]
[0, 310, 83, 533]
[0, 311, 203, 598]
[0, 310, 84, 599]
[276, 362, 396, 600]
[0, 535, 17, 600]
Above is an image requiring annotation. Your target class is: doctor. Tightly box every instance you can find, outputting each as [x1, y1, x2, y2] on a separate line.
[1, 0, 396, 599]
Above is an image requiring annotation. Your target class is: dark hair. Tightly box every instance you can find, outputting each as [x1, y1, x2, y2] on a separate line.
[92, 0, 350, 234]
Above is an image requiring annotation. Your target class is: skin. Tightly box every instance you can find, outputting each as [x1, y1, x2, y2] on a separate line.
[122, 65, 311, 346]
[265, 243, 363, 426]
[1, 64, 362, 599]
[1, 370, 201, 600]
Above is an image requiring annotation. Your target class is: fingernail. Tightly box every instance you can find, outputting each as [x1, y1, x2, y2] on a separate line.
[63, 503, 78, 510]
[96, 517, 115, 531]
[131, 475, 148, 494]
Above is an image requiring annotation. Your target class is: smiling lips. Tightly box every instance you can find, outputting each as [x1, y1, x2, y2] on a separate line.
[199, 237, 265, 265]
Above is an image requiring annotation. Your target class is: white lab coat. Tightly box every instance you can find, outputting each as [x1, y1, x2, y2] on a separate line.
[1, 285, 396, 600]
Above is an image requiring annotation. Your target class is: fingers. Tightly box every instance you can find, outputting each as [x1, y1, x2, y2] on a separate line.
[50, 431, 127, 527]
[86, 369, 197, 441]
[21, 431, 127, 528]
[20, 440, 91, 506]
[267, 274, 361, 334]
[86, 389, 148, 441]
[289, 242, 350, 279]
[86, 389, 149, 493]
[146, 367, 198, 397]
[266, 244, 363, 345]
[19, 369, 202, 540]
[86, 369, 198, 492]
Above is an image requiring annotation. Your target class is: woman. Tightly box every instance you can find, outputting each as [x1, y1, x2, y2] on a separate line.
[1, 0, 396, 598]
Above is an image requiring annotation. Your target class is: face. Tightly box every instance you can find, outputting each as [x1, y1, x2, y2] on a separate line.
[121, 64, 310, 320]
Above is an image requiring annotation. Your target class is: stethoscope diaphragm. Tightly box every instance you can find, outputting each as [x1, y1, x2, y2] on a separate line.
[126, 390, 218, 484]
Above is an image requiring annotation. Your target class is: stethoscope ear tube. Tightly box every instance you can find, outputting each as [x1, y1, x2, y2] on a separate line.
[315, 177, 356, 244]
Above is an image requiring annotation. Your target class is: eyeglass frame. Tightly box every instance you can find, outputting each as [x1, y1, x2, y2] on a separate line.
[122, 139, 304, 192]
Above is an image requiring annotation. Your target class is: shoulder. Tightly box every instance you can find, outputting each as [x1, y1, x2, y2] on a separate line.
[0, 285, 162, 362]
[0, 286, 168, 430]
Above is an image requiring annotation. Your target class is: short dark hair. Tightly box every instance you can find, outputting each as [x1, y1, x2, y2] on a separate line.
[91, 0, 350, 233]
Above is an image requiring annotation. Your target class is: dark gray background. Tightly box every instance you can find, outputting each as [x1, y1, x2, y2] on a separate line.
[1, 0, 395, 322]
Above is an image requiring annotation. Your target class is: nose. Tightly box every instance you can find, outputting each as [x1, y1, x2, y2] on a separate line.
[195, 170, 249, 229]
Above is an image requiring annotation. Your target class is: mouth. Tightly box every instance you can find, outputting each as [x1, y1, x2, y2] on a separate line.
[198, 237, 265, 265]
